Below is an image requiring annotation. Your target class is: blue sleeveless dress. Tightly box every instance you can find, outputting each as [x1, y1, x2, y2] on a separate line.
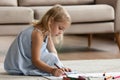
[4, 26, 64, 76]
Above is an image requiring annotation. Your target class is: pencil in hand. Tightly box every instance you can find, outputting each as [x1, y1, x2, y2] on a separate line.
[54, 63, 68, 77]
[54, 63, 61, 69]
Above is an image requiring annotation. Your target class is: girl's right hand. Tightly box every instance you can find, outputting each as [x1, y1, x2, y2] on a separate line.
[52, 68, 64, 77]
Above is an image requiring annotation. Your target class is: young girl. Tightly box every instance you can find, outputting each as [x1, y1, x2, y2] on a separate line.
[4, 5, 71, 77]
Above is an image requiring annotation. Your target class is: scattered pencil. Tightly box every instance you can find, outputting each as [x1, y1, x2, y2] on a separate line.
[103, 72, 106, 76]
[105, 76, 112, 80]
[112, 75, 120, 79]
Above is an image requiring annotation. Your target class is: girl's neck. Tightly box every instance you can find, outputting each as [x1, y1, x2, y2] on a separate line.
[34, 25, 49, 37]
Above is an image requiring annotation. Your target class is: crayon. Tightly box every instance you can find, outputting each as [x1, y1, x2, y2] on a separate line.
[113, 75, 120, 79]
[105, 76, 112, 80]
[78, 76, 86, 80]
[103, 72, 106, 76]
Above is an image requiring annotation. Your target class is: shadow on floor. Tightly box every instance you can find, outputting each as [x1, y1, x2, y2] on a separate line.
[57, 46, 105, 53]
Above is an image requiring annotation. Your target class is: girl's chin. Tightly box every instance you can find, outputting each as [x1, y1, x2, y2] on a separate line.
[51, 34, 59, 36]
[51, 34, 58, 37]
[55, 34, 60, 36]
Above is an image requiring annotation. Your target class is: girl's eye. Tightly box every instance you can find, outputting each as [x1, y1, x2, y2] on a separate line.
[59, 27, 62, 30]
[59, 26, 64, 31]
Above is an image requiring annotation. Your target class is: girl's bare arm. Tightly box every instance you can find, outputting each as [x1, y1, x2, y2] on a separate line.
[31, 30, 54, 73]
[47, 35, 58, 56]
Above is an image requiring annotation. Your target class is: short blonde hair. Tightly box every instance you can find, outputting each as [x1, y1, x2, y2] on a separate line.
[34, 4, 71, 34]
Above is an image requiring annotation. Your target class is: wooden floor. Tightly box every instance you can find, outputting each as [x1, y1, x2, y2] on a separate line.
[58, 35, 120, 60]
[0, 35, 120, 62]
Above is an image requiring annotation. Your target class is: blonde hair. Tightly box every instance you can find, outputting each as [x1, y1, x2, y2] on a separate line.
[34, 4, 71, 35]
[33, 4, 71, 48]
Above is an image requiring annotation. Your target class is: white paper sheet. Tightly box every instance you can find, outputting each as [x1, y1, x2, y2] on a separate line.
[43, 72, 120, 80]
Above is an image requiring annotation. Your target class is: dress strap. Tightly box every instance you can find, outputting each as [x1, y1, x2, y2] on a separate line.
[34, 28, 43, 35]
[33, 28, 48, 42]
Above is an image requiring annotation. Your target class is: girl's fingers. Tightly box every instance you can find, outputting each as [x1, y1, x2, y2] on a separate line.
[68, 68, 72, 72]
[60, 68, 65, 71]
[55, 69, 64, 77]
[61, 68, 72, 72]
[65, 68, 71, 72]
[53, 68, 72, 76]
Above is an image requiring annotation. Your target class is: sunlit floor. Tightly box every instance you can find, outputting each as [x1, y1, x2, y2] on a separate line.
[58, 35, 120, 60]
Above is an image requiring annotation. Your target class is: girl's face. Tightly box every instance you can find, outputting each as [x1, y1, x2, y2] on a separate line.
[50, 21, 70, 36]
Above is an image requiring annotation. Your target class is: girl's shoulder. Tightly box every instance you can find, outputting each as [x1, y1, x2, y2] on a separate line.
[32, 27, 44, 42]
[32, 26, 49, 42]
[33, 27, 43, 35]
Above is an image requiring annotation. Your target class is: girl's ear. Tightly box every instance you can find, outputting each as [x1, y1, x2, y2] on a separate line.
[48, 17, 54, 25]
[48, 17, 54, 32]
